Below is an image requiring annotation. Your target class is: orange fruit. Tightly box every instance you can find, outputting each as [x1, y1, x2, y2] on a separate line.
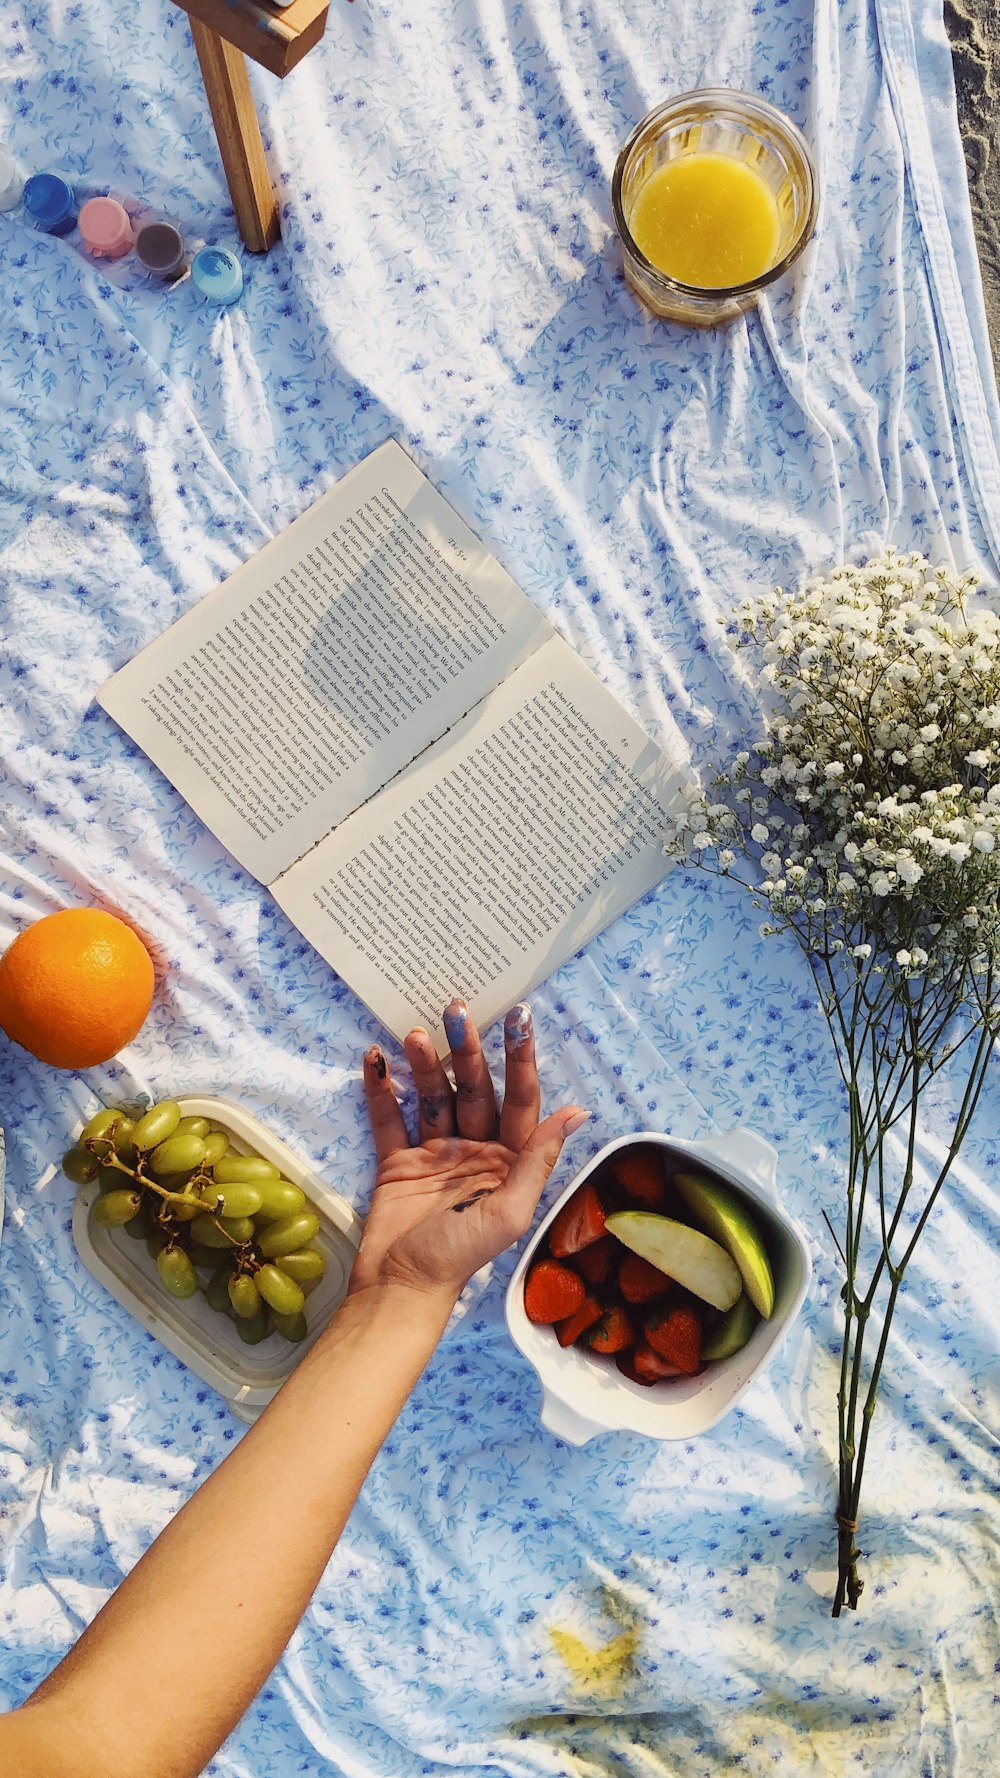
[0, 908, 155, 1069]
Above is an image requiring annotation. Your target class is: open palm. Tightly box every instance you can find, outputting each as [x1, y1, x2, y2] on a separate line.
[348, 1000, 588, 1303]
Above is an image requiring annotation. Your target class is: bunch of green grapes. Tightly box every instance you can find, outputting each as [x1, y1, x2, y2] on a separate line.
[63, 1102, 327, 1344]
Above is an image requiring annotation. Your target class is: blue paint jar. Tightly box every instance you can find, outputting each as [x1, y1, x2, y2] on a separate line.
[23, 171, 77, 235]
[191, 245, 244, 305]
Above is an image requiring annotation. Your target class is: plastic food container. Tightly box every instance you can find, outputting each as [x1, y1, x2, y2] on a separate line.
[72, 1095, 363, 1422]
[505, 1127, 811, 1444]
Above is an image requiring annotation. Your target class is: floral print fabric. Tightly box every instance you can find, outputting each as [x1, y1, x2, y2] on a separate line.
[1, 0, 999, 1772]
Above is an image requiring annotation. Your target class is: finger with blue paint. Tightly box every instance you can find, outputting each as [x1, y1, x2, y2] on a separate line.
[499, 1003, 540, 1151]
[444, 996, 497, 1141]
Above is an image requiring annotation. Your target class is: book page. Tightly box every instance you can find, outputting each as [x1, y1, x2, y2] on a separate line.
[272, 636, 693, 1051]
[98, 441, 552, 883]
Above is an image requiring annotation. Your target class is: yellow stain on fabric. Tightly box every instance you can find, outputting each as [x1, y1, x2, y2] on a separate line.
[548, 1622, 639, 1697]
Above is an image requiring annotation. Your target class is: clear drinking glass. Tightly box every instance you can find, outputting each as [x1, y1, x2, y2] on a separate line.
[612, 89, 818, 326]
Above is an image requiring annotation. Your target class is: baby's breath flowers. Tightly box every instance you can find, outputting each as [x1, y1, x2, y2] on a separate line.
[673, 549, 1000, 1614]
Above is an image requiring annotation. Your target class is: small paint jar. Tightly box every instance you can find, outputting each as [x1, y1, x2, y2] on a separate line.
[191, 245, 243, 305]
[79, 195, 134, 259]
[0, 146, 24, 213]
[135, 219, 185, 279]
[23, 171, 77, 236]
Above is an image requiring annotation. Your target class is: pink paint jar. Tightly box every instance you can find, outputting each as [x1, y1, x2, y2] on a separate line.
[79, 195, 134, 259]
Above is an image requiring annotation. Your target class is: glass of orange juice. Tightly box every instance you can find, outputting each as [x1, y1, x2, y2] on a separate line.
[612, 89, 818, 326]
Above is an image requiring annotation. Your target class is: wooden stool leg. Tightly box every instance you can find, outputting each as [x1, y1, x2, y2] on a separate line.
[190, 18, 280, 253]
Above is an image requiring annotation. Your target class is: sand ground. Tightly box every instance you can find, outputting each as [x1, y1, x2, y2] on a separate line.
[947, 0, 1000, 378]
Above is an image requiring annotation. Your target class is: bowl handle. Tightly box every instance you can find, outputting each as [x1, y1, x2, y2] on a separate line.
[539, 1387, 605, 1446]
[687, 1127, 779, 1206]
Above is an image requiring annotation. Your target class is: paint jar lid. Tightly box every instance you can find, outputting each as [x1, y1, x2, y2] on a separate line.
[23, 171, 76, 231]
[191, 245, 244, 305]
[135, 219, 185, 276]
[0, 146, 24, 212]
[79, 195, 134, 257]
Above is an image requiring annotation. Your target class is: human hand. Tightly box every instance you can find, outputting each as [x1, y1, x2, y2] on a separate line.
[348, 999, 589, 1307]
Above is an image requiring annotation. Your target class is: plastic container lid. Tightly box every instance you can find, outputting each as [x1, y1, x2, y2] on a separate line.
[23, 171, 77, 235]
[72, 1095, 363, 1422]
[0, 146, 24, 213]
[79, 195, 134, 259]
[135, 220, 185, 276]
[191, 245, 244, 305]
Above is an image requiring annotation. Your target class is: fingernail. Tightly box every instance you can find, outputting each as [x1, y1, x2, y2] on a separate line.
[562, 1108, 591, 1136]
[504, 1002, 532, 1048]
[365, 1046, 388, 1081]
[443, 998, 469, 1050]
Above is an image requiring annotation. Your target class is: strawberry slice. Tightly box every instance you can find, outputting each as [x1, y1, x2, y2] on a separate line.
[617, 1343, 686, 1385]
[612, 1146, 667, 1210]
[555, 1294, 603, 1348]
[575, 1233, 618, 1286]
[632, 1342, 686, 1383]
[644, 1304, 702, 1374]
[618, 1253, 673, 1304]
[549, 1181, 607, 1257]
[586, 1305, 635, 1355]
[615, 1348, 655, 1386]
[524, 1259, 586, 1324]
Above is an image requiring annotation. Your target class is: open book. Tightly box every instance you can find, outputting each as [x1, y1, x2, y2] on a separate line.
[99, 442, 692, 1052]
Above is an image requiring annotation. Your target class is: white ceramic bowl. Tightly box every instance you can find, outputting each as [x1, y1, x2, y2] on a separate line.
[72, 1094, 363, 1422]
[505, 1127, 811, 1444]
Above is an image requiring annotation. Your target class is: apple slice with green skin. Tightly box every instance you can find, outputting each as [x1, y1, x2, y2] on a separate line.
[673, 1172, 775, 1319]
[702, 1292, 759, 1361]
[605, 1212, 742, 1312]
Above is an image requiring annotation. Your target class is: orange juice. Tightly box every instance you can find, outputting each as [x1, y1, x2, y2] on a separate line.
[628, 152, 781, 288]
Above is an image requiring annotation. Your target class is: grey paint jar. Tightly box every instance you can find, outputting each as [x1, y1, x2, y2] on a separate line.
[135, 220, 186, 278]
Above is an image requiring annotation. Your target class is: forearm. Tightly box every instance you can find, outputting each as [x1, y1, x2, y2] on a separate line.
[4, 1280, 453, 1778]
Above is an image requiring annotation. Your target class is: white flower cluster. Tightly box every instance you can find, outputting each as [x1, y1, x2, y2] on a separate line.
[674, 550, 1000, 980]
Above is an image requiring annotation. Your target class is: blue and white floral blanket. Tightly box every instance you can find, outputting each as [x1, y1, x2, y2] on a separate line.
[1, 0, 999, 1773]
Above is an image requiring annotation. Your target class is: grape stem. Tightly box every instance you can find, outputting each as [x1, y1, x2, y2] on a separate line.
[91, 1146, 243, 1244]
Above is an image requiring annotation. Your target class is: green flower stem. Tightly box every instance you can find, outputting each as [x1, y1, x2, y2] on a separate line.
[832, 1019, 996, 1614]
